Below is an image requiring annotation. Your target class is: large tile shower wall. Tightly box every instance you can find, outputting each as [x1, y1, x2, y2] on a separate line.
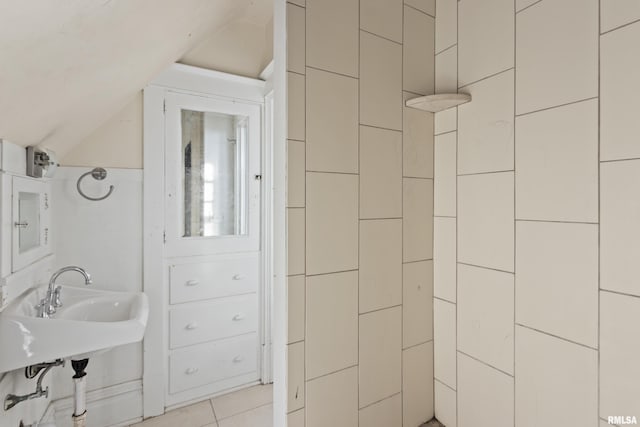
[432, 1, 640, 427]
[286, 0, 436, 426]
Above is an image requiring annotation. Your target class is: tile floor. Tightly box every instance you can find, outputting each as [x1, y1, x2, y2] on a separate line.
[130, 384, 273, 427]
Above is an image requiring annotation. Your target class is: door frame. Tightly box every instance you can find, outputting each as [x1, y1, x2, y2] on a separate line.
[142, 63, 274, 416]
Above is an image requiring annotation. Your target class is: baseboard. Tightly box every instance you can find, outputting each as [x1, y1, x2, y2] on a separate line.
[47, 380, 142, 427]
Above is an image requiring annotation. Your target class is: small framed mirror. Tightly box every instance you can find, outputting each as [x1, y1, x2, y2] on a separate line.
[181, 109, 249, 238]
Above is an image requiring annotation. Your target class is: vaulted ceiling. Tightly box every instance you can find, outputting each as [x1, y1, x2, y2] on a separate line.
[0, 0, 273, 157]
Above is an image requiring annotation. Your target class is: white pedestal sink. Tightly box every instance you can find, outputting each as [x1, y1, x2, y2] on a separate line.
[0, 285, 149, 374]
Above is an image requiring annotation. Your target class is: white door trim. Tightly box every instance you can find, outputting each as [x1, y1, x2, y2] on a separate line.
[142, 64, 272, 417]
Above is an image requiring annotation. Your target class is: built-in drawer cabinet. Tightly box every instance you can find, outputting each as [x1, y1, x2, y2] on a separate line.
[169, 294, 258, 349]
[169, 254, 259, 304]
[169, 333, 258, 394]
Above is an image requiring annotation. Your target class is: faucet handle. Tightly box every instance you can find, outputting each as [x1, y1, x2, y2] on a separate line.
[35, 299, 50, 318]
[52, 286, 63, 308]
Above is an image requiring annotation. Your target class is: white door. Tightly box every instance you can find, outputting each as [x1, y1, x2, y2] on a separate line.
[164, 91, 262, 258]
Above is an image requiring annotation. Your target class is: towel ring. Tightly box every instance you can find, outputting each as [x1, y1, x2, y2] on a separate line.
[77, 168, 114, 201]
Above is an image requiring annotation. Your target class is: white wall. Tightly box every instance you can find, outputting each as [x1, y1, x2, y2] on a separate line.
[432, 1, 640, 426]
[50, 166, 143, 426]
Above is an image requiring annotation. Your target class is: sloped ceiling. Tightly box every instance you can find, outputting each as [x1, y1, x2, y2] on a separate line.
[0, 0, 272, 157]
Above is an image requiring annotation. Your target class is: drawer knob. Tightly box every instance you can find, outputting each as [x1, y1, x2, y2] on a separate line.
[185, 280, 199, 287]
[232, 356, 244, 363]
[232, 314, 246, 321]
[185, 367, 199, 375]
[185, 322, 199, 330]
[232, 274, 245, 281]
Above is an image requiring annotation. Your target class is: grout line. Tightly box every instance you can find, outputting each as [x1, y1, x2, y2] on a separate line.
[455, 0, 460, 422]
[400, 3, 404, 424]
[357, 4, 361, 423]
[402, 176, 434, 181]
[287, 70, 305, 78]
[209, 398, 218, 423]
[515, 218, 599, 226]
[515, 0, 543, 15]
[434, 377, 456, 393]
[404, 89, 428, 97]
[305, 65, 358, 80]
[434, 215, 456, 219]
[216, 402, 274, 422]
[403, 258, 434, 265]
[600, 17, 640, 36]
[457, 261, 514, 275]
[287, 137, 305, 143]
[434, 295, 456, 305]
[435, 43, 457, 56]
[515, 96, 598, 118]
[600, 288, 640, 300]
[435, 129, 457, 137]
[403, 174, 435, 180]
[358, 392, 402, 411]
[458, 67, 514, 90]
[513, 1, 518, 425]
[359, 122, 403, 133]
[305, 364, 359, 384]
[303, 0, 308, 412]
[404, 3, 435, 19]
[457, 169, 515, 177]
[457, 350, 515, 378]
[433, 374, 456, 392]
[403, 339, 434, 352]
[359, 304, 402, 316]
[305, 170, 359, 176]
[600, 156, 640, 164]
[359, 217, 403, 221]
[305, 268, 358, 278]
[597, 2, 602, 423]
[360, 28, 403, 46]
[515, 323, 599, 351]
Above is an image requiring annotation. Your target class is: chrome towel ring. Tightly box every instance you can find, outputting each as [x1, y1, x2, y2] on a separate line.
[76, 168, 114, 201]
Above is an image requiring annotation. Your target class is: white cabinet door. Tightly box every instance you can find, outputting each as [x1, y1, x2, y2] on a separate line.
[164, 91, 262, 258]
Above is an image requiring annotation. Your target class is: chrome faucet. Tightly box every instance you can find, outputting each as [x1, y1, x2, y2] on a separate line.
[38, 266, 92, 318]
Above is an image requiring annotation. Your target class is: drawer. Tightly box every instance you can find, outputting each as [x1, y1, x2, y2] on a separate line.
[169, 254, 259, 304]
[169, 294, 258, 349]
[169, 333, 258, 394]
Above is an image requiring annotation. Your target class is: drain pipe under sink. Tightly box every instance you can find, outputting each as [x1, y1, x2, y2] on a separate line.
[71, 359, 89, 427]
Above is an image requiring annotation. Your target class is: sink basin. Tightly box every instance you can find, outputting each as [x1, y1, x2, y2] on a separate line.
[0, 286, 148, 373]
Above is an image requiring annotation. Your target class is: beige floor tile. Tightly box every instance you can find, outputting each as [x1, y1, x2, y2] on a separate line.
[218, 404, 272, 427]
[211, 385, 273, 421]
[130, 401, 215, 427]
